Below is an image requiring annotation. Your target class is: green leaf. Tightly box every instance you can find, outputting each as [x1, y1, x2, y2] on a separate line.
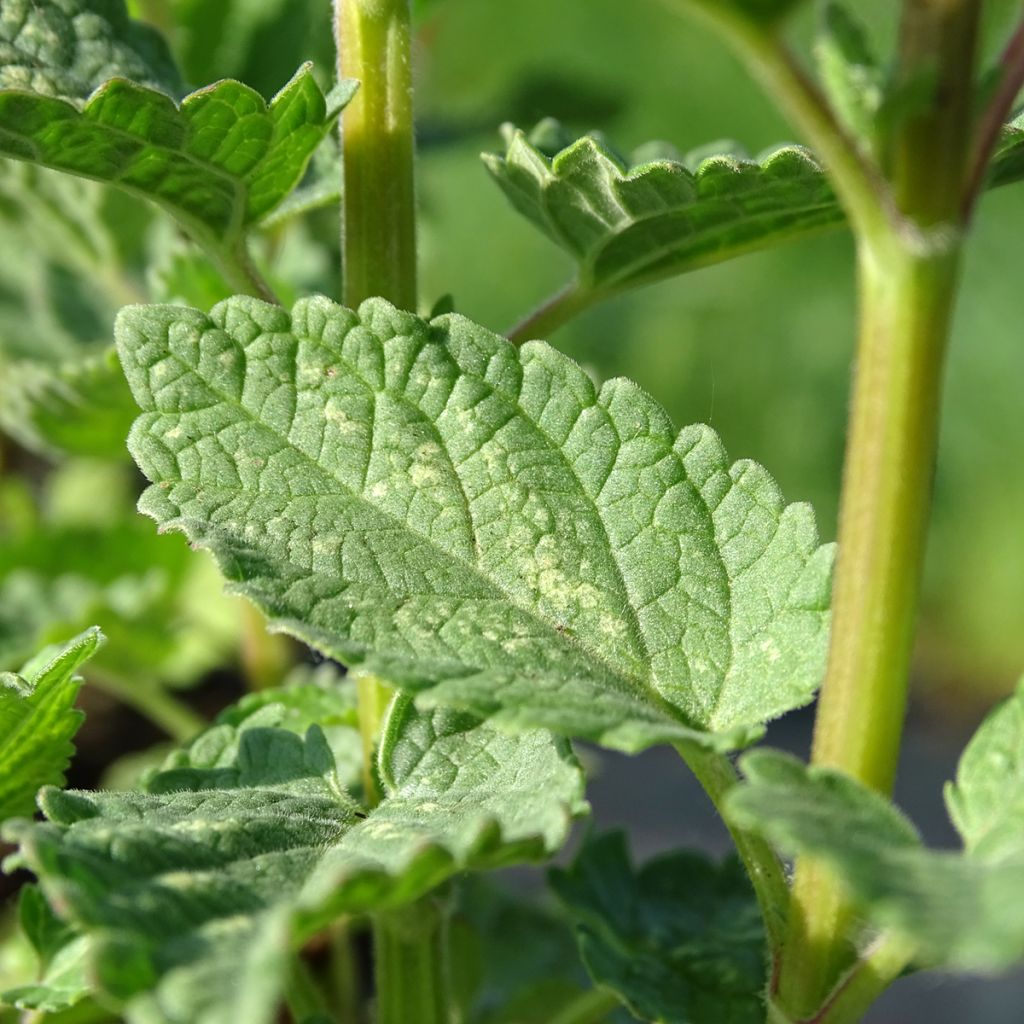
[945, 677, 1024, 862]
[452, 877, 600, 1024]
[1, 887, 91, 1012]
[0, 0, 180, 98]
[0, 627, 102, 822]
[8, 697, 586, 1024]
[0, 162, 143, 457]
[726, 743, 1024, 972]
[0, 64, 356, 257]
[484, 122, 842, 300]
[487, 120, 1024, 315]
[551, 832, 765, 1024]
[151, 664, 363, 796]
[815, 3, 884, 150]
[117, 295, 833, 753]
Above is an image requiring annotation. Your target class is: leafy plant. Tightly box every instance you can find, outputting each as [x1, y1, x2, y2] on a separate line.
[3, 0, 1024, 1022]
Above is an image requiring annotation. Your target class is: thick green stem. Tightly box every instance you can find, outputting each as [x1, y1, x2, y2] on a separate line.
[776, 3, 980, 1014]
[680, 747, 790, 955]
[777, 235, 961, 1017]
[337, 0, 417, 309]
[372, 901, 453, 1024]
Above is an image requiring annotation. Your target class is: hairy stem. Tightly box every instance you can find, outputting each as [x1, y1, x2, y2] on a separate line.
[355, 671, 393, 807]
[336, 0, 417, 309]
[777, 3, 980, 1013]
[678, 746, 790, 955]
[777, 233, 961, 1017]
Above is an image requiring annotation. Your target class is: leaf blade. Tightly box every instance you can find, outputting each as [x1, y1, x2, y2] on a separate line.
[0, 627, 102, 821]
[117, 295, 833, 752]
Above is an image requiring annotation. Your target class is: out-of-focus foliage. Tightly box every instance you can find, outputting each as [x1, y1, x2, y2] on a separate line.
[0, 462, 239, 690]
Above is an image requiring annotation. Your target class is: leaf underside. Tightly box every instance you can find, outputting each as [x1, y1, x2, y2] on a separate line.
[0, 65, 355, 249]
[8, 697, 585, 1024]
[727, 706, 1024, 974]
[485, 119, 1024, 306]
[117, 294, 833, 753]
[551, 832, 765, 1024]
[0, 627, 102, 822]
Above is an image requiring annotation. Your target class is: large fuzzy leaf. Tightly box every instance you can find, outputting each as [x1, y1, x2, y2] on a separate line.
[117, 295, 833, 753]
[0, 65, 355, 255]
[0, 628, 101, 822]
[726, 716, 1024, 973]
[551, 833, 765, 1024]
[7, 696, 586, 1024]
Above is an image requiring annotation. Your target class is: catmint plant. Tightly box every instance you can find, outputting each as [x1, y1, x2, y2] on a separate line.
[1, 1, 1024, 1022]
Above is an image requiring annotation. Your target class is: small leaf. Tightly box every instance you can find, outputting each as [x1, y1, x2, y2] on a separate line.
[0, 0, 181, 98]
[487, 121, 1024, 311]
[551, 832, 765, 1023]
[726, 746, 1024, 972]
[815, 3, 885, 149]
[0, 627, 102, 822]
[0, 65, 356, 253]
[484, 123, 842, 299]
[151, 664, 363, 796]
[946, 677, 1024, 861]
[117, 295, 833, 753]
[1, 886, 91, 1012]
[452, 877, 597, 1024]
[8, 698, 586, 1024]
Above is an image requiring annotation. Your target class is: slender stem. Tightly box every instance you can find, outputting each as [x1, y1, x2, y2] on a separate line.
[505, 282, 595, 345]
[239, 602, 292, 691]
[664, 1, 891, 241]
[548, 988, 622, 1024]
[678, 746, 790, 955]
[963, 17, 1024, 218]
[355, 671, 393, 807]
[336, 0, 417, 309]
[327, 920, 361, 1022]
[372, 901, 453, 1024]
[285, 954, 334, 1023]
[212, 240, 280, 304]
[87, 669, 206, 743]
[808, 933, 916, 1024]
